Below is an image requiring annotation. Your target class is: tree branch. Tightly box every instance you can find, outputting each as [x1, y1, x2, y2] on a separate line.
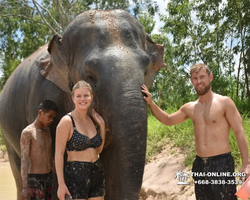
[234, 0, 250, 98]
[56, 0, 70, 27]
[21, 0, 36, 10]
[67, 0, 79, 12]
[53, 0, 65, 31]
[0, 14, 44, 25]
[32, 0, 61, 34]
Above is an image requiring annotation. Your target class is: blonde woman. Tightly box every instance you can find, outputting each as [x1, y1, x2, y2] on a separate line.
[55, 80, 105, 200]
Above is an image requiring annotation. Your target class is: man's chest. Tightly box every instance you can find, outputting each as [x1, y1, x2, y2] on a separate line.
[31, 133, 51, 150]
[191, 102, 225, 124]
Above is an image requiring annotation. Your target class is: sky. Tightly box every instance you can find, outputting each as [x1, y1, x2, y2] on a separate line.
[152, 0, 169, 34]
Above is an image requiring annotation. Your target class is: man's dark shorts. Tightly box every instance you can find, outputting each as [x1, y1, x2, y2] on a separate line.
[65, 158, 105, 199]
[192, 152, 237, 200]
[28, 171, 53, 200]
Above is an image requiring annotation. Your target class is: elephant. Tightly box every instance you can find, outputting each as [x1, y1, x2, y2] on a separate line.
[0, 9, 165, 200]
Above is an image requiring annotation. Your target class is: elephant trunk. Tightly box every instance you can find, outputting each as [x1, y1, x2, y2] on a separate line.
[82, 46, 150, 200]
[100, 91, 147, 200]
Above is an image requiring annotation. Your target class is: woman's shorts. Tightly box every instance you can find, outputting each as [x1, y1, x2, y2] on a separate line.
[65, 158, 105, 199]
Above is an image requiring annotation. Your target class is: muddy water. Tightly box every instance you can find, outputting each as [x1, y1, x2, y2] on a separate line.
[0, 161, 17, 200]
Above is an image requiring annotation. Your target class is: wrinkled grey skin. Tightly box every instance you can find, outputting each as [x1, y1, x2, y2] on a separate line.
[0, 10, 165, 200]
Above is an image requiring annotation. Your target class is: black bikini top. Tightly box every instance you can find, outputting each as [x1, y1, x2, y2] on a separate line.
[66, 114, 102, 151]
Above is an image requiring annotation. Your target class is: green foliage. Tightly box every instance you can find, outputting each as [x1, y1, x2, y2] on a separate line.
[88, 0, 158, 17]
[146, 106, 195, 165]
[138, 12, 155, 35]
[1, 59, 21, 86]
[0, 128, 6, 153]
[230, 116, 250, 170]
[0, 0, 159, 89]
[146, 114, 169, 160]
[149, 32, 197, 110]
[0, 128, 4, 145]
[233, 97, 250, 115]
[158, 0, 250, 106]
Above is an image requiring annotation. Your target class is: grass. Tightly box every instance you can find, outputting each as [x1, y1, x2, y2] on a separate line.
[146, 108, 196, 167]
[146, 108, 250, 170]
[230, 115, 250, 170]
[0, 128, 7, 152]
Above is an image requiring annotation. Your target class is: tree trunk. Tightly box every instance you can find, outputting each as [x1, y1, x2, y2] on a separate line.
[236, 51, 242, 97]
[234, 0, 250, 98]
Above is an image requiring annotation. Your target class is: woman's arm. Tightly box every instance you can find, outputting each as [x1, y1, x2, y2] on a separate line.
[55, 116, 72, 199]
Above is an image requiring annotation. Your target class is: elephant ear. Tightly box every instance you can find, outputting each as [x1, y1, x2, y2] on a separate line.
[37, 35, 71, 93]
[144, 35, 166, 88]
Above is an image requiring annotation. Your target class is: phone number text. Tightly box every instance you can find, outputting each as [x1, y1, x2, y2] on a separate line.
[194, 180, 242, 185]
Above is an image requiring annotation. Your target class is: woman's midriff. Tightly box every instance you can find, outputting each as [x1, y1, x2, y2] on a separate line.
[67, 148, 99, 162]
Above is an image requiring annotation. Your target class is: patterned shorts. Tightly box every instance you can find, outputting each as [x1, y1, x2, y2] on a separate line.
[65, 158, 105, 199]
[28, 171, 53, 200]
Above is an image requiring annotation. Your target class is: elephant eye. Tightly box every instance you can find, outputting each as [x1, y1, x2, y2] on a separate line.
[120, 27, 138, 49]
[85, 72, 97, 87]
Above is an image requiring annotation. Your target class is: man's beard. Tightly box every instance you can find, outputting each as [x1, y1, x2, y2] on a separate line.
[195, 84, 211, 96]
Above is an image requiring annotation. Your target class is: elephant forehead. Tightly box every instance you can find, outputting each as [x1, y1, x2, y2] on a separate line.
[74, 10, 142, 30]
[64, 10, 145, 46]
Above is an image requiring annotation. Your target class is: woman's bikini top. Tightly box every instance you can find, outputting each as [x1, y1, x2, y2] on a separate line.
[66, 114, 102, 151]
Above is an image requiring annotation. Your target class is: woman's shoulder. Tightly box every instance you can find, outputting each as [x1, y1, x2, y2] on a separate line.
[58, 114, 73, 126]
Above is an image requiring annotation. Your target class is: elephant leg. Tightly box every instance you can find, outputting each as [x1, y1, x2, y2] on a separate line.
[4, 138, 22, 200]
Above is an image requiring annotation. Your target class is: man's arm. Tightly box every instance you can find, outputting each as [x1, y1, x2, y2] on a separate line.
[225, 97, 250, 178]
[141, 84, 189, 126]
[20, 129, 31, 198]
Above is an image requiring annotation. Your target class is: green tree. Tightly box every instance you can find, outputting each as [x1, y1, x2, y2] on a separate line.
[138, 11, 156, 36]
[158, 0, 250, 112]
[0, 0, 159, 89]
[149, 32, 196, 110]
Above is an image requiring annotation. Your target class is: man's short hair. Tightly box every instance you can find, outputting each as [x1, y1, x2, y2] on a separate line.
[190, 63, 211, 77]
[37, 100, 58, 113]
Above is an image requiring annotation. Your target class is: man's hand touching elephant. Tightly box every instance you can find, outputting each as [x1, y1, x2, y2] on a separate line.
[141, 84, 153, 105]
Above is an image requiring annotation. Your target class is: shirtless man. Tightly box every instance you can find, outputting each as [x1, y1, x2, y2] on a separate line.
[141, 63, 250, 200]
[20, 100, 58, 200]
